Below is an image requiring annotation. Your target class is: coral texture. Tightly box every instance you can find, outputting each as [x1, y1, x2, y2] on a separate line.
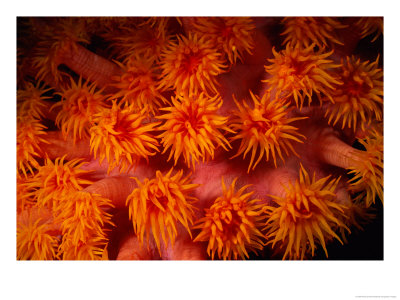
[16, 16, 383, 260]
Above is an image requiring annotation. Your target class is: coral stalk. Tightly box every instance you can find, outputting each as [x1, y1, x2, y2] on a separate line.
[312, 129, 383, 207]
[116, 234, 158, 260]
[84, 176, 137, 208]
[40, 131, 91, 160]
[60, 43, 124, 88]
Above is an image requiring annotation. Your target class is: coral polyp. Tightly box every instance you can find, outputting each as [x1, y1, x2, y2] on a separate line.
[57, 191, 114, 243]
[17, 116, 49, 178]
[58, 237, 109, 260]
[126, 169, 199, 253]
[57, 191, 114, 260]
[24, 156, 92, 210]
[31, 18, 89, 85]
[17, 177, 35, 213]
[53, 76, 107, 143]
[263, 42, 342, 108]
[355, 17, 383, 42]
[17, 81, 52, 120]
[348, 129, 383, 207]
[324, 55, 383, 131]
[110, 55, 167, 115]
[194, 177, 266, 260]
[191, 17, 256, 64]
[157, 93, 233, 168]
[17, 207, 60, 260]
[263, 165, 349, 259]
[89, 101, 160, 173]
[230, 90, 306, 171]
[281, 17, 347, 48]
[107, 17, 172, 63]
[158, 33, 227, 97]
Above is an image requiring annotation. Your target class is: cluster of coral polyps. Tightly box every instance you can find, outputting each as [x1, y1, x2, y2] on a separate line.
[16, 17, 383, 260]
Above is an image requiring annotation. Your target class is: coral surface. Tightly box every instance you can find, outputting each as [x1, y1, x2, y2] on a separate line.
[16, 16, 383, 260]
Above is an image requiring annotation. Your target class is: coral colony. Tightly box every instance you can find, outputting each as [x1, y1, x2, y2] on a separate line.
[16, 17, 383, 260]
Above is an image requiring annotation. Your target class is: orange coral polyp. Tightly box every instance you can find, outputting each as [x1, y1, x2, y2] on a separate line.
[281, 17, 347, 48]
[191, 17, 255, 64]
[58, 236, 109, 260]
[17, 116, 49, 178]
[17, 177, 36, 213]
[230, 91, 306, 172]
[126, 169, 199, 253]
[90, 101, 160, 173]
[58, 191, 114, 242]
[325, 56, 383, 131]
[194, 177, 266, 260]
[347, 129, 383, 207]
[110, 56, 167, 116]
[24, 156, 93, 210]
[355, 17, 383, 42]
[264, 164, 349, 259]
[109, 19, 171, 63]
[32, 18, 89, 85]
[57, 191, 114, 259]
[17, 81, 52, 120]
[17, 208, 59, 260]
[53, 76, 107, 143]
[263, 43, 342, 108]
[158, 33, 227, 97]
[157, 93, 233, 169]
